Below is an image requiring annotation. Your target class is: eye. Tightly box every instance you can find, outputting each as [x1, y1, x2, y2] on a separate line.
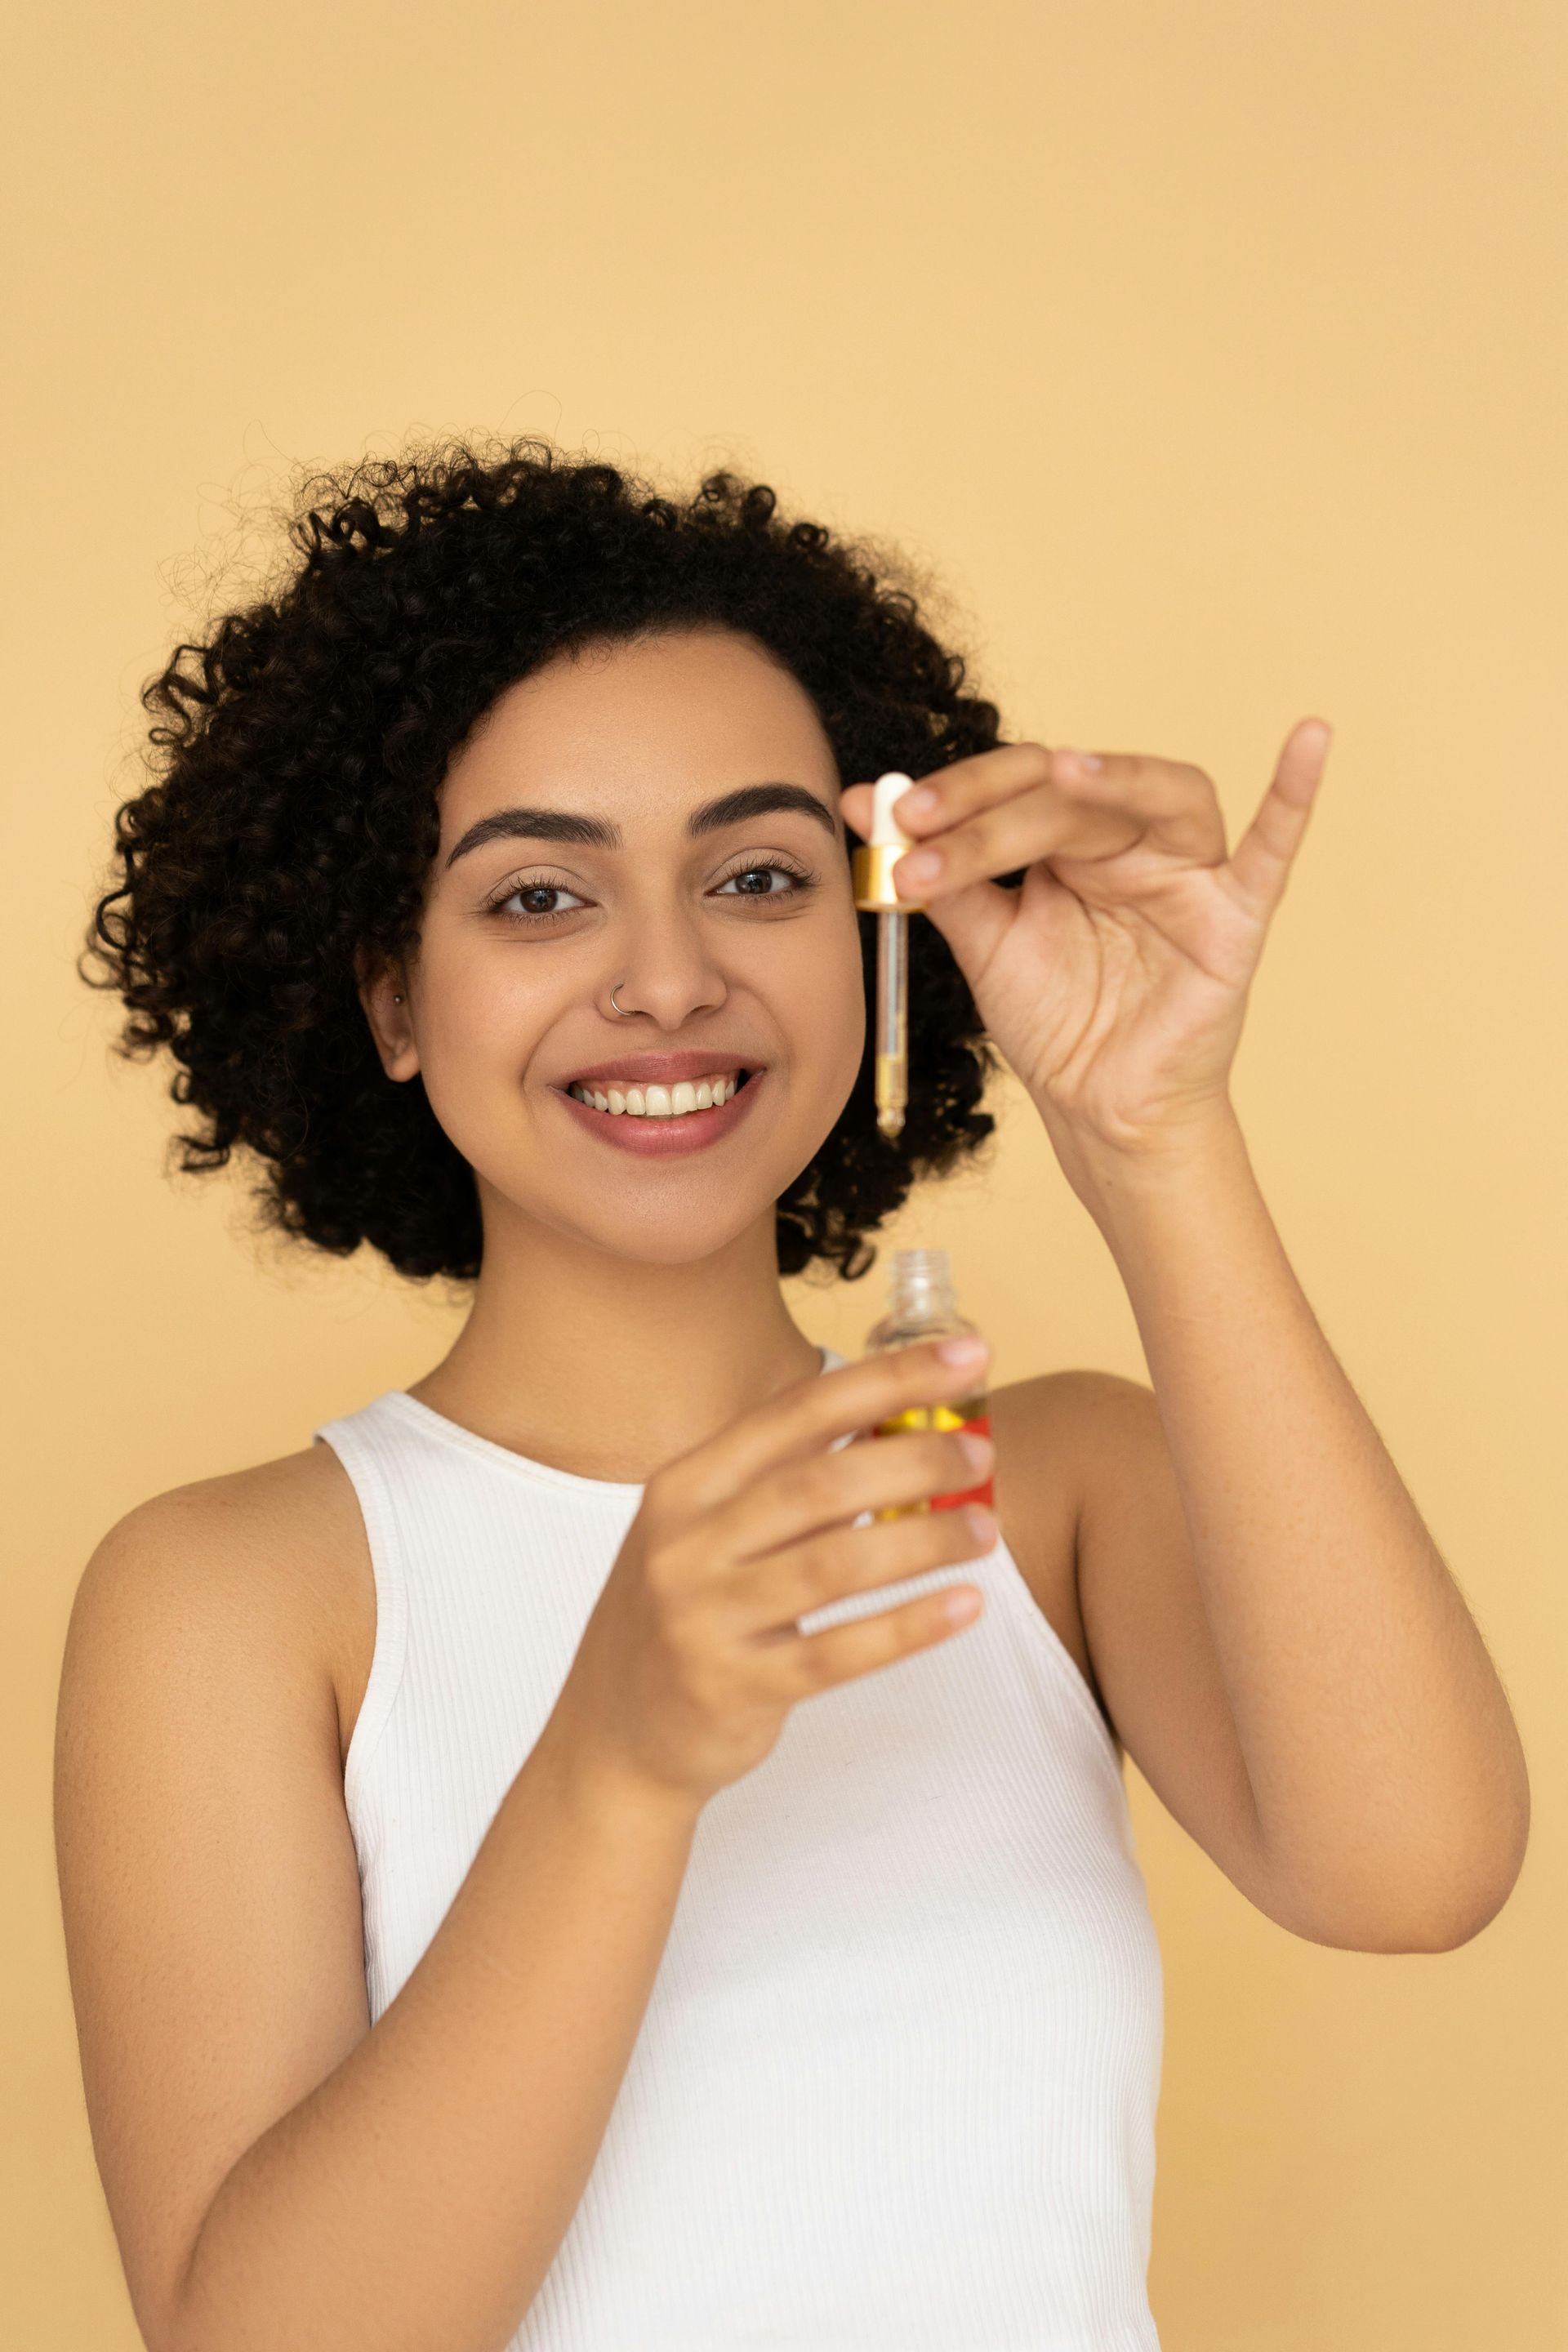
[712, 859, 815, 900]
[487, 878, 590, 923]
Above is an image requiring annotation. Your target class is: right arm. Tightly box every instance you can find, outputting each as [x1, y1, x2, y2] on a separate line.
[55, 1486, 702, 2352]
[181, 1714, 701, 2352]
[55, 1339, 994, 2352]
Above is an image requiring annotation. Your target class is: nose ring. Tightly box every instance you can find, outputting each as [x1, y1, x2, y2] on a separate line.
[609, 982, 632, 1017]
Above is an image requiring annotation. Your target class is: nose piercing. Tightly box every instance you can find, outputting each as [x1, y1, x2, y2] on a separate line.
[609, 982, 632, 1016]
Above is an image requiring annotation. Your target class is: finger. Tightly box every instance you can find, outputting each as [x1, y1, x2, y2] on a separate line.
[735, 1502, 998, 1642]
[779, 1576, 985, 1695]
[697, 1422, 993, 1567]
[893, 747, 1227, 901]
[1225, 719, 1333, 920]
[888, 741, 1058, 833]
[656, 1335, 991, 1520]
[839, 769, 1027, 972]
[898, 743, 1218, 846]
[891, 778, 1143, 901]
[840, 742, 1058, 843]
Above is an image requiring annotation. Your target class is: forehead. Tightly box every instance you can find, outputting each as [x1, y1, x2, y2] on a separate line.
[437, 626, 839, 836]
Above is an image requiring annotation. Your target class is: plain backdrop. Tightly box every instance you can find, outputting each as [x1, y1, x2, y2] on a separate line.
[4, 2, 1564, 2345]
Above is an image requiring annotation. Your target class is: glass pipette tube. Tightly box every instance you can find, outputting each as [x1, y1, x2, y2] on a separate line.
[875, 906, 908, 1137]
[851, 773, 924, 1140]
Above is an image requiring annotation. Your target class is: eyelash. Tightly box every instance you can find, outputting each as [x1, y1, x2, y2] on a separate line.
[483, 856, 820, 928]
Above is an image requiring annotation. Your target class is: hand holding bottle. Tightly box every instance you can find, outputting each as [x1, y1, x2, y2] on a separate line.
[546, 1339, 996, 1815]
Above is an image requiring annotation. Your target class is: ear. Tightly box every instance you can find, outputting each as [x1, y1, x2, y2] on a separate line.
[354, 950, 421, 1082]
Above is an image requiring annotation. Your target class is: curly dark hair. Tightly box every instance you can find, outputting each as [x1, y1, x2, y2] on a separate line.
[81, 434, 1015, 1285]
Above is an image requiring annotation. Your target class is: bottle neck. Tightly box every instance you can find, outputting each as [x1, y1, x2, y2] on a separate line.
[885, 1249, 958, 1328]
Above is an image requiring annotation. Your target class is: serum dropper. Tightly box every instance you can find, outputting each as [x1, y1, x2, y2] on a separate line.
[851, 772, 927, 1138]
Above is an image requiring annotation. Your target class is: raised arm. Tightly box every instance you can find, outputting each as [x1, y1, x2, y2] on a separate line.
[844, 726, 1530, 1949]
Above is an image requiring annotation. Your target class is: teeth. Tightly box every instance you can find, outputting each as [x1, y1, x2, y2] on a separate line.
[569, 1072, 745, 1118]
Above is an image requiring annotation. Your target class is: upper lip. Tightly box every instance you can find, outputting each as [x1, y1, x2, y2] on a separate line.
[558, 1050, 762, 1089]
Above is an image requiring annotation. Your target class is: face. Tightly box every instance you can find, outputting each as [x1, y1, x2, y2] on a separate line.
[364, 624, 866, 1267]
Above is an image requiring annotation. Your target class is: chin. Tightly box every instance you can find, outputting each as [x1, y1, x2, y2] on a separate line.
[544, 1200, 777, 1269]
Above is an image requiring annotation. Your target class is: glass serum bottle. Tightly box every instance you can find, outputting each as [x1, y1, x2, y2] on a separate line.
[862, 1247, 995, 1516]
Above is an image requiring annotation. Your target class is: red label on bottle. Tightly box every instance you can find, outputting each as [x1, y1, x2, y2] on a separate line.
[871, 1400, 994, 1515]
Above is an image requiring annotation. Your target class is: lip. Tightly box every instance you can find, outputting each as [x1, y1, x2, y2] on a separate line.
[555, 1067, 765, 1156]
[559, 1049, 763, 1089]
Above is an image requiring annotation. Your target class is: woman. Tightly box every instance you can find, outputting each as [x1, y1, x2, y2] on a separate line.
[56, 441, 1530, 2352]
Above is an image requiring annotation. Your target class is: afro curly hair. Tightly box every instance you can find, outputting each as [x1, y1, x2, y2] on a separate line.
[81, 434, 1016, 1285]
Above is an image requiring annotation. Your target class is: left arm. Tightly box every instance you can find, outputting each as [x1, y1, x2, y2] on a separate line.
[844, 721, 1531, 1954]
[1068, 1107, 1530, 1953]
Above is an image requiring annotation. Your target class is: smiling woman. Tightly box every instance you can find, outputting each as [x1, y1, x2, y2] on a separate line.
[81, 440, 1000, 1285]
[63, 437, 1164, 2352]
[61, 430, 1526, 2352]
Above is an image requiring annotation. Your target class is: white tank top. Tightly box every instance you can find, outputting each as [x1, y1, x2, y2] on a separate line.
[314, 1350, 1165, 2350]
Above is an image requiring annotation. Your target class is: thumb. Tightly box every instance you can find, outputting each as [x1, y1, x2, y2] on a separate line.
[908, 876, 1018, 982]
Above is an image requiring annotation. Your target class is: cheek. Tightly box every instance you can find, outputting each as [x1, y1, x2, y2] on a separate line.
[412, 933, 564, 1104]
[773, 916, 866, 1092]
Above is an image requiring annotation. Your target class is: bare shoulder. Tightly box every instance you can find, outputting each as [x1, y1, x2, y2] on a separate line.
[990, 1364, 1165, 1545]
[64, 1437, 375, 1777]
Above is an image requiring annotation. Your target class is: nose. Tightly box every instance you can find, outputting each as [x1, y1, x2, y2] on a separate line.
[604, 900, 730, 1030]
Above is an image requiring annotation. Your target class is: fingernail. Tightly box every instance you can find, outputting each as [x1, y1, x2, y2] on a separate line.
[937, 1335, 988, 1365]
[964, 1504, 997, 1545]
[896, 785, 939, 820]
[1058, 747, 1102, 773]
[959, 1431, 992, 1470]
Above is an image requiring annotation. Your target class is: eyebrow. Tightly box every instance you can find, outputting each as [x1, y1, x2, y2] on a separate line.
[443, 780, 839, 871]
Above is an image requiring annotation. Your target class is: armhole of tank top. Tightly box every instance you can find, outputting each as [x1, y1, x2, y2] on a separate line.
[312, 1419, 410, 1822]
[987, 1535, 1126, 1792]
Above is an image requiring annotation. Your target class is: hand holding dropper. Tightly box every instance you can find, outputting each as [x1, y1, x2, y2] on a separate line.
[851, 773, 928, 1138]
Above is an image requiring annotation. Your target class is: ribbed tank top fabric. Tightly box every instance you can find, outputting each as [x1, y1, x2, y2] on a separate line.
[313, 1349, 1165, 2352]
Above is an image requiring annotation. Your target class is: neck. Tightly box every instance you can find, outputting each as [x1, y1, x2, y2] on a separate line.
[406, 1190, 825, 1483]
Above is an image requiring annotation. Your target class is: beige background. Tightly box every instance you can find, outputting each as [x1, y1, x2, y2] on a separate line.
[5, 2, 1564, 2344]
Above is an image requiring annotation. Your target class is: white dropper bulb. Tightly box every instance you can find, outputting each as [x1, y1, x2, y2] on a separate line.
[869, 772, 915, 849]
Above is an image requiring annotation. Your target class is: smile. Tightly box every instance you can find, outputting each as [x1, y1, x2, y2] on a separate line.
[568, 1070, 742, 1118]
[554, 1062, 764, 1157]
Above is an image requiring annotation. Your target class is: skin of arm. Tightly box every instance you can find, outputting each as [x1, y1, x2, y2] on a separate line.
[53, 1481, 702, 2352]
[1056, 1102, 1530, 1953]
[847, 724, 1531, 1958]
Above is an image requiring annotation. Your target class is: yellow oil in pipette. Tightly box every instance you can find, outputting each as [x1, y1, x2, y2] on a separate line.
[852, 773, 925, 1138]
